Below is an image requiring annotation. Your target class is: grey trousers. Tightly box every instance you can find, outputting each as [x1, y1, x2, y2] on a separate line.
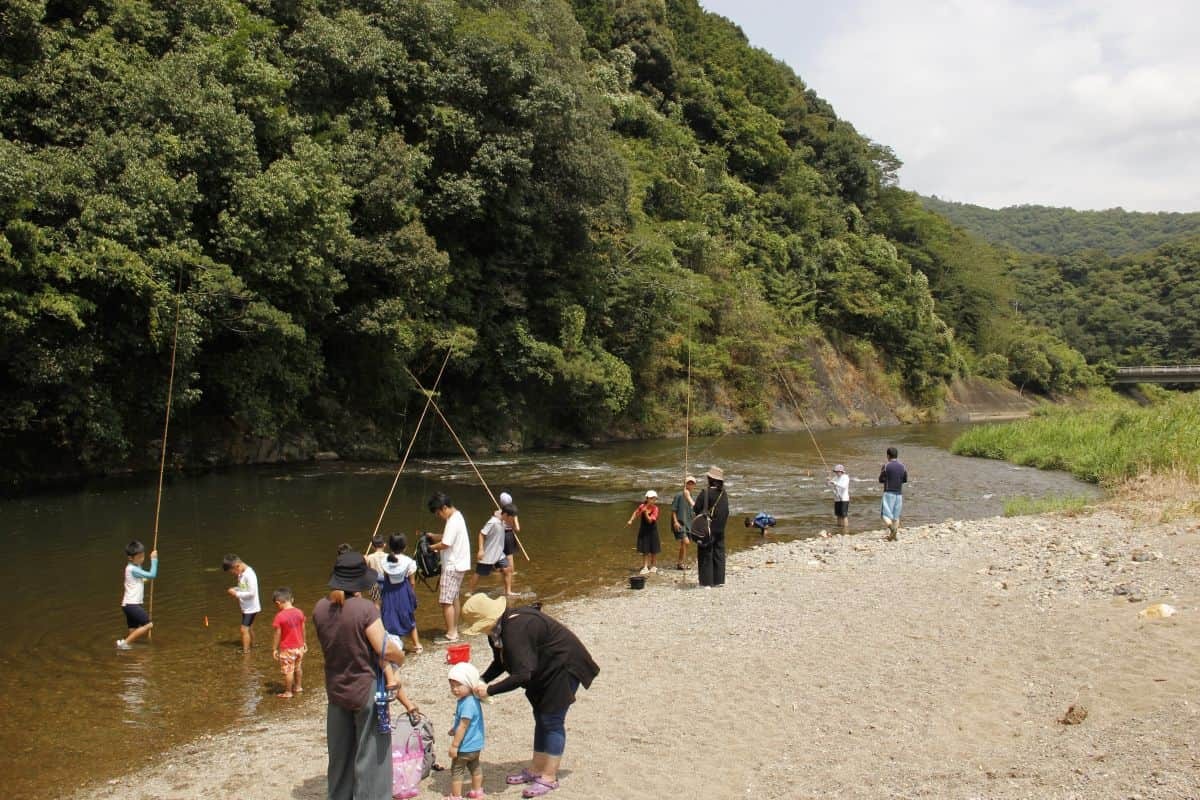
[326, 701, 393, 800]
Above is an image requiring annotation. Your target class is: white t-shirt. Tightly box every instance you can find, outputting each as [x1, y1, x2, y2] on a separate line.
[233, 565, 262, 614]
[832, 474, 850, 502]
[479, 515, 506, 564]
[122, 559, 157, 605]
[440, 509, 471, 573]
[380, 553, 417, 584]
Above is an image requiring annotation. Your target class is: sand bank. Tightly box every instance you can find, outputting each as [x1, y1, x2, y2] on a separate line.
[76, 503, 1199, 800]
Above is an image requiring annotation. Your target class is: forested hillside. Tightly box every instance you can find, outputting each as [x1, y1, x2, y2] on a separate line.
[0, 0, 1086, 488]
[921, 196, 1200, 257]
[1009, 237, 1200, 367]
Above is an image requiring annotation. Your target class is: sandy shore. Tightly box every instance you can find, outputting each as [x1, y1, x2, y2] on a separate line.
[77, 501, 1200, 800]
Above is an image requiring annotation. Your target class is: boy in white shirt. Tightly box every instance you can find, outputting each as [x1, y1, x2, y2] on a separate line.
[118, 540, 159, 649]
[222, 553, 261, 653]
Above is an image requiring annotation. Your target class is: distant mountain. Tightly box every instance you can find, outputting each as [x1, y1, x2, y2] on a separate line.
[920, 196, 1200, 256]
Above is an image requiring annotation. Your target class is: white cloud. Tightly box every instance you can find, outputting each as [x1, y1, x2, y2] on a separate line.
[699, 0, 1200, 211]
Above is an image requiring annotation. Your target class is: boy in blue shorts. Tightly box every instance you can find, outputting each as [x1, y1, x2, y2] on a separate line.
[118, 540, 159, 650]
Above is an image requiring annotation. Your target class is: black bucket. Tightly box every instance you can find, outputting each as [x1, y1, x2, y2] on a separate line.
[629, 575, 646, 590]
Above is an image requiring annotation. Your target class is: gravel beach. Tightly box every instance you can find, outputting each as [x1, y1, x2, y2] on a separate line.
[78, 499, 1200, 800]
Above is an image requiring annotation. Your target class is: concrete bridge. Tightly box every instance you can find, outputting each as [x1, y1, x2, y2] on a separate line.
[1113, 366, 1200, 384]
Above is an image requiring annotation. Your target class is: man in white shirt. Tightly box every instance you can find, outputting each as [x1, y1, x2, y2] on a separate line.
[427, 492, 471, 643]
[222, 553, 261, 653]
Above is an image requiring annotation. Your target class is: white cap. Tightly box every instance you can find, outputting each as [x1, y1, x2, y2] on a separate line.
[833, 464, 845, 472]
[645, 490, 658, 499]
[499, 491, 513, 506]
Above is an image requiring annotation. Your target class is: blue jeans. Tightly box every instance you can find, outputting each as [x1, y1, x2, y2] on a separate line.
[532, 680, 579, 757]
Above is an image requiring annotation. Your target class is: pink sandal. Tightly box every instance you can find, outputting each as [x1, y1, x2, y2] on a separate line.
[506, 769, 537, 785]
[522, 778, 559, 798]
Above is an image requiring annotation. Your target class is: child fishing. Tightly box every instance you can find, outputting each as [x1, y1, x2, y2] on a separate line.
[626, 490, 661, 575]
[118, 540, 159, 650]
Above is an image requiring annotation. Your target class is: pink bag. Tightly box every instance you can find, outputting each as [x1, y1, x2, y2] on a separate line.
[391, 726, 423, 799]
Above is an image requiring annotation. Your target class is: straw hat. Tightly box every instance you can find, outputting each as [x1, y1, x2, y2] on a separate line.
[706, 466, 724, 481]
[461, 593, 507, 636]
[328, 552, 378, 593]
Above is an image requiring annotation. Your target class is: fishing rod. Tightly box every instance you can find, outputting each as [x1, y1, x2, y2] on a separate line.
[771, 353, 831, 472]
[401, 367, 531, 562]
[147, 274, 184, 636]
[364, 344, 456, 554]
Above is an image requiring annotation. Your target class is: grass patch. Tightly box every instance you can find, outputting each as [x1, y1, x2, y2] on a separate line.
[952, 389, 1200, 485]
[1003, 495, 1093, 517]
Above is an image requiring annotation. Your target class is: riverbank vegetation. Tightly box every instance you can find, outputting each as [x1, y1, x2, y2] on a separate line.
[952, 389, 1200, 485]
[0, 0, 1091, 489]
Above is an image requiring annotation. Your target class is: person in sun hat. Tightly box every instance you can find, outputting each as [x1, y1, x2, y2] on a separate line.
[670, 476, 697, 570]
[827, 464, 851, 531]
[626, 489, 661, 575]
[460, 596, 599, 799]
[312, 551, 409, 800]
[692, 466, 730, 587]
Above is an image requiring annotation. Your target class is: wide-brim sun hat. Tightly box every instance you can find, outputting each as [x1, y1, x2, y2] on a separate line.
[328, 552, 379, 593]
[706, 466, 724, 481]
[461, 593, 507, 636]
[833, 464, 845, 473]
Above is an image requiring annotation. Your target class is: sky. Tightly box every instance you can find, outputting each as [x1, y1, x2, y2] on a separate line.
[698, 0, 1200, 212]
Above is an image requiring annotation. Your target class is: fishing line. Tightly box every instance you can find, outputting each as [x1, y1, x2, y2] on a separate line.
[365, 344, 455, 553]
[772, 354, 830, 472]
[402, 366, 531, 562]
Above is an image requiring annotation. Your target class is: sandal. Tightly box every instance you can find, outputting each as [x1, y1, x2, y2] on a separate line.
[506, 769, 537, 785]
[522, 778, 559, 798]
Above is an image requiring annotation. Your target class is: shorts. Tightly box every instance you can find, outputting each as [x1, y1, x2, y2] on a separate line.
[278, 647, 305, 677]
[503, 527, 517, 556]
[123, 603, 150, 629]
[474, 558, 509, 576]
[451, 751, 481, 782]
[673, 522, 691, 541]
[880, 492, 903, 522]
[241, 612, 258, 628]
[438, 569, 465, 604]
[834, 500, 850, 518]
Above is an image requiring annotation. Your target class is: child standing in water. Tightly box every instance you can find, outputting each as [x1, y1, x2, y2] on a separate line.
[271, 587, 307, 697]
[118, 540, 158, 649]
[626, 490, 661, 575]
[447, 662, 486, 800]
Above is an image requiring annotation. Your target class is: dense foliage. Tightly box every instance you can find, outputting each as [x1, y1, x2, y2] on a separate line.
[921, 196, 1200, 257]
[0, 0, 1083, 486]
[1008, 238, 1200, 368]
[952, 390, 1200, 484]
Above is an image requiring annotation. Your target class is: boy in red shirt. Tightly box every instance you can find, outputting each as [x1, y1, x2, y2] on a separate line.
[271, 587, 307, 698]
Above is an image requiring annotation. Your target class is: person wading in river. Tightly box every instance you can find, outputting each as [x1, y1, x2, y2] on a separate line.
[879, 447, 908, 541]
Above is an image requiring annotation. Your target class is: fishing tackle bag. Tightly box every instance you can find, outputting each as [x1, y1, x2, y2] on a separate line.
[414, 533, 442, 580]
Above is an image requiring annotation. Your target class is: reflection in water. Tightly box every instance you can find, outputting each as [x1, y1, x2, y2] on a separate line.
[0, 423, 1100, 799]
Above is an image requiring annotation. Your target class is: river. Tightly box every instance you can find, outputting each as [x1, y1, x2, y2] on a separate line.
[0, 423, 1098, 799]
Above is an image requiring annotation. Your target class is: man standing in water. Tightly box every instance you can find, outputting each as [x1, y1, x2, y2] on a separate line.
[879, 448, 907, 541]
[827, 464, 850, 532]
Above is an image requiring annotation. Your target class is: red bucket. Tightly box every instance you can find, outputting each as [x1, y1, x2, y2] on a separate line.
[445, 642, 471, 664]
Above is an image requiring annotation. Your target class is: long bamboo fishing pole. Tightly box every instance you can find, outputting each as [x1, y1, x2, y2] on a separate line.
[147, 281, 184, 635]
[364, 345, 456, 554]
[772, 354, 831, 472]
[402, 366, 531, 562]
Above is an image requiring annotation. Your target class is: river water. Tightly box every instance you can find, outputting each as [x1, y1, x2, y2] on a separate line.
[0, 423, 1098, 799]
